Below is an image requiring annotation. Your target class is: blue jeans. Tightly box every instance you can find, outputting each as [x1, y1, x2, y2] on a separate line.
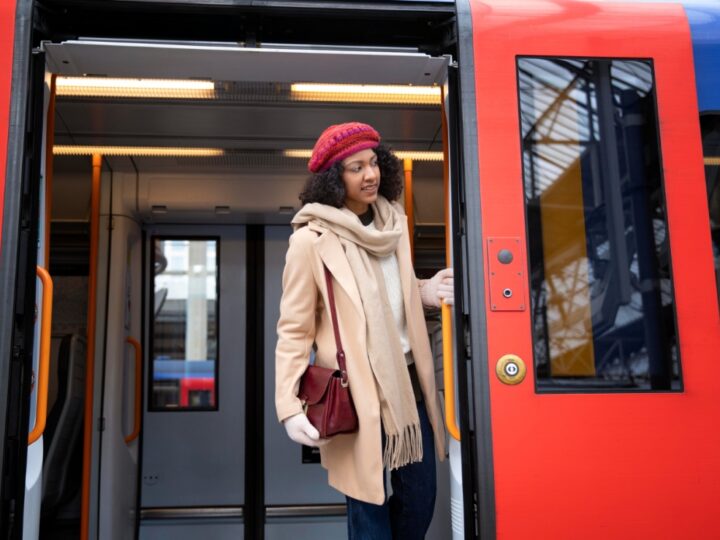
[346, 400, 436, 540]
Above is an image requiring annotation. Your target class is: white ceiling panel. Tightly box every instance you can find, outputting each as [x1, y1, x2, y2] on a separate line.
[45, 40, 449, 85]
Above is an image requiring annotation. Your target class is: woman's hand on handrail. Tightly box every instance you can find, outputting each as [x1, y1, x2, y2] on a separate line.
[420, 267, 454, 308]
[283, 412, 329, 447]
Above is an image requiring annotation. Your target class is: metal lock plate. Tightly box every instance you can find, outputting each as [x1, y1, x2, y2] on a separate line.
[487, 237, 527, 311]
[496, 354, 527, 385]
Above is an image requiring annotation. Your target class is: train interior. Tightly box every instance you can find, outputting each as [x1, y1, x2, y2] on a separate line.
[32, 40, 461, 539]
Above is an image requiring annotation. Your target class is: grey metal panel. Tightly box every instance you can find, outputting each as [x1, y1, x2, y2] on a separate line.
[265, 516, 347, 540]
[456, 0, 497, 538]
[141, 225, 246, 507]
[139, 518, 244, 540]
[263, 225, 345, 505]
[45, 41, 449, 85]
[97, 213, 142, 540]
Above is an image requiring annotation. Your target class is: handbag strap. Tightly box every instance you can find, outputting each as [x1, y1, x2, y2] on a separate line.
[323, 265, 348, 385]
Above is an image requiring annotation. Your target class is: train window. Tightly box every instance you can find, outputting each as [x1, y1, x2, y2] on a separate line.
[701, 114, 720, 308]
[517, 57, 681, 392]
[150, 238, 219, 410]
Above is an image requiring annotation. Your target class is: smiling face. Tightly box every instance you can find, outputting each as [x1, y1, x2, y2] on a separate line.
[340, 148, 380, 215]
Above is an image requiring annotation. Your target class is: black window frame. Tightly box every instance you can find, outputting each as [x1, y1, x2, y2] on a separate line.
[515, 55, 684, 395]
[149, 235, 221, 412]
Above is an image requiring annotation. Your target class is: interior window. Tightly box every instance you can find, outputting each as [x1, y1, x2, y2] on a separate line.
[151, 238, 219, 410]
[517, 57, 681, 392]
[701, 114, 720, 308]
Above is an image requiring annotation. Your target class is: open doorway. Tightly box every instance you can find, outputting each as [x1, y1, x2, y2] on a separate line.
[40, 39, 459, 539]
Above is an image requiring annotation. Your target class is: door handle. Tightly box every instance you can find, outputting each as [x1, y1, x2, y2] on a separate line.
[125, 337, 142, 444]
[28, 266, 54, 445]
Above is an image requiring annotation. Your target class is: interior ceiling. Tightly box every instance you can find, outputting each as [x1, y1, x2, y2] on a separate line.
[49, 41, 446, 220]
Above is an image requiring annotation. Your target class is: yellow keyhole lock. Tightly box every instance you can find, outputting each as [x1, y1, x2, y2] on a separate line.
[496, 354, 527, 385]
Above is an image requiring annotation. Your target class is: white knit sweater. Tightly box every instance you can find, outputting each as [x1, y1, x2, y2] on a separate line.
[366, 221, 411, 357]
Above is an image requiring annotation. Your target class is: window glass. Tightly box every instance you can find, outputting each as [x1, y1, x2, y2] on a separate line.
[151, 238, 218, 409]
[701, 114, 720, 308]
[517, 57, 681, 392]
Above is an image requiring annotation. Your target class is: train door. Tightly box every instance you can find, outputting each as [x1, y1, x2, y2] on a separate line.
[1, 7, 54, 536]
[140, 226, 246, 538]
[263, 226, 347, 538]
[461, 1, 720, 537]
[21, 70, 53, 540]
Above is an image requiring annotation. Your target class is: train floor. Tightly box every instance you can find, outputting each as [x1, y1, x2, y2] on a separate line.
[39, 519, 79, 540]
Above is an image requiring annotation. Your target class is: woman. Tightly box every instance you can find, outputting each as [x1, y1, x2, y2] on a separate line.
[275, 122, 453, 539]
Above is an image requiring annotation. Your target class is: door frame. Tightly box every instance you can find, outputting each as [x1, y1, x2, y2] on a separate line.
[1, 2, 48, 537]
[454, 1, 495, 537]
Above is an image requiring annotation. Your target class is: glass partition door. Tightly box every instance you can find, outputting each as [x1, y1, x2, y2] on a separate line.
[151, 238, 219, 410]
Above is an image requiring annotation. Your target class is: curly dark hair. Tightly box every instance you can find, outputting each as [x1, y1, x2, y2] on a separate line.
[298, 144, 402, 207]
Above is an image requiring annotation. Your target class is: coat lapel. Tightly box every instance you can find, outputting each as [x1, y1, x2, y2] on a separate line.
[310, 223, 365, 318]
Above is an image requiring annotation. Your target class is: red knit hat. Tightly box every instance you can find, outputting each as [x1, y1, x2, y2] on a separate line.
[308, 122, 381, 173]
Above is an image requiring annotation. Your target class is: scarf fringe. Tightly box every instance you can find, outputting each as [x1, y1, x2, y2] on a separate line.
[383, 422, 423, 471]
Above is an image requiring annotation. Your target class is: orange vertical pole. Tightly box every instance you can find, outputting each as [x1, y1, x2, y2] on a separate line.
[81, 154, 102, 540]
[44, 74, 56, 266]
[403, 158, 414, 258]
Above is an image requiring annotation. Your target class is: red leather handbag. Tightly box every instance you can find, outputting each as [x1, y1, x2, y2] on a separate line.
[298, 266, 358, 439]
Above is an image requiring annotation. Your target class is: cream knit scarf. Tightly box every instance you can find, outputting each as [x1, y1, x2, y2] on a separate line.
[292, 196, 422, 469]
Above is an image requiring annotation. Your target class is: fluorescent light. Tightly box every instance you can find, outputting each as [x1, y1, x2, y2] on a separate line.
[283, 149, 313, 159]
[53, 146, 224, 157]
[705, 157, 720, 166]
[56, 77, 216, 99]
[393, 151, 444, 162]
[290, 83, 441, 105]
[283, 149, 443, 162]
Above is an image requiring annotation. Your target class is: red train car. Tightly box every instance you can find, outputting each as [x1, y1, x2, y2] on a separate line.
[1, 1, 719, 539]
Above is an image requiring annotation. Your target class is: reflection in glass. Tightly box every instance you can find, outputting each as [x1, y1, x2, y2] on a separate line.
[151, 239, 218, 409]
[517, 58, 681, 391]
[701, 114, 720, 308]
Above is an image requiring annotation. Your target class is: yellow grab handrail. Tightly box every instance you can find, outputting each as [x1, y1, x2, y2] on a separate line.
[441, 83, 460, 441]
[28, 266, 54, 445]
[124, 337, 142, 444]
[442, 303, 460, 440]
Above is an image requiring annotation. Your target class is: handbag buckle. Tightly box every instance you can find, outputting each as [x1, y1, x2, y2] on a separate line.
[341, 371, 349, 388]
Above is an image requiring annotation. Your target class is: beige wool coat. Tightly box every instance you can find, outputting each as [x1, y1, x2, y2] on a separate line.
[275, 209, 447, 505]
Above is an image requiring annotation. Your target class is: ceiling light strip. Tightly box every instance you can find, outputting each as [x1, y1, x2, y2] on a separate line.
[56, 77, 216, 99]
[290, 83, 441, 105]
[53, 146, 224, 157]
[394, 151, 444, 162]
